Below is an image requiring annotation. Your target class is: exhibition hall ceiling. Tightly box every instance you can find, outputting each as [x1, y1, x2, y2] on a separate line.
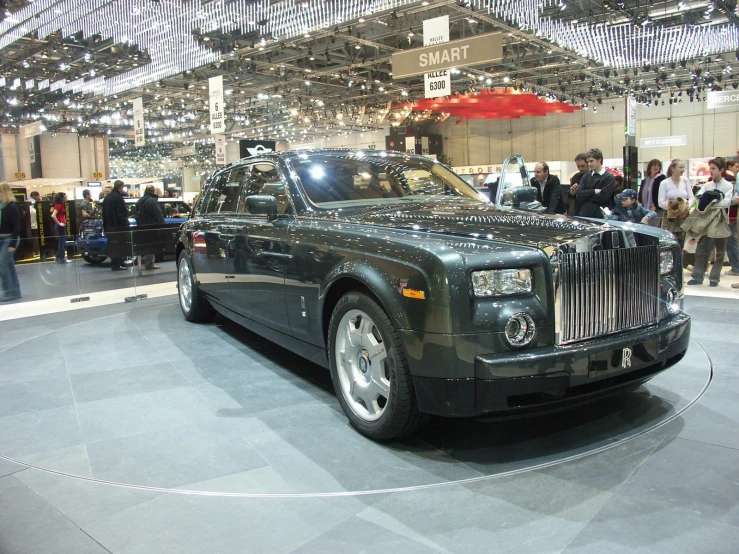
[0, 0, 738, 146]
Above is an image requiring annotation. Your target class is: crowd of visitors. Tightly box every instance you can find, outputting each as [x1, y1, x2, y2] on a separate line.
[3, 150, 739, 303]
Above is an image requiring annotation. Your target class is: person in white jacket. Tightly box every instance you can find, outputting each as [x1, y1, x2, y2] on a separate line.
[687, 157, 734, 287]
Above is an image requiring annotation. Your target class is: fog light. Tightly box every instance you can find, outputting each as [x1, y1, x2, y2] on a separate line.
[666, 288, 680, 315]
[504, 312, 536, 347]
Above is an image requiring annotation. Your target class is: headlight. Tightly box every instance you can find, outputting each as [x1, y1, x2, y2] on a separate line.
[660, 250, 674, 275]
[471, 268, 532, 297]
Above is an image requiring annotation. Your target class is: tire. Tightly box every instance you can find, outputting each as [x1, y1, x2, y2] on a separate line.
[177, 250, 215, 323]
[328, 291, 429, 440]
[82, 254, 107, 264]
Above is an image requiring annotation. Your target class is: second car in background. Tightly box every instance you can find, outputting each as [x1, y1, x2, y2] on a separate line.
[76, 198, 190, 264]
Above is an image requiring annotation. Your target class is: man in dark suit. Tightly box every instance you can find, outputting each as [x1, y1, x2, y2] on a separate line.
[102, 180, 130, 271]
[573, 148, 616, 218]
[566, 153, 588, 215]
[530, 162, 565, 214]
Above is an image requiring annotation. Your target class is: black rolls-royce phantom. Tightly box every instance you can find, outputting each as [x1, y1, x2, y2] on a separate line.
[176, 150, 690, 440]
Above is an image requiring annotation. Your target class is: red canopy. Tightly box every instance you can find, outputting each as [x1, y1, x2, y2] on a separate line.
[401, 89, 580, 122]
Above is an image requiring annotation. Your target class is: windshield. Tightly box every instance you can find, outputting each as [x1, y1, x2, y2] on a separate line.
[289, 154, 486, 208]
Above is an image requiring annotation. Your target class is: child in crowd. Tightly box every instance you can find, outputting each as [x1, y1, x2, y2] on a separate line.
[608, 188, 656, 224]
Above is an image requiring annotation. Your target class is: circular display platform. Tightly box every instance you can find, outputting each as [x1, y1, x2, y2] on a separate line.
[1, 302, 711, 498]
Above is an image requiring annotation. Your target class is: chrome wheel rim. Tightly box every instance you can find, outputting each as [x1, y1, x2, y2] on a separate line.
[178, 259, 192, 313]
[334, 309, 390, 422]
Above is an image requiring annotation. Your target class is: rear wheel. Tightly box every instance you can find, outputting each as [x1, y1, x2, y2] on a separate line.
[328, 291, 428, 440]
[177, 250, 215, 323]
[82, 254, 107, 264]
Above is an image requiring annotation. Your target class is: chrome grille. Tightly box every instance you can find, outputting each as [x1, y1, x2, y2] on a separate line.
[558, 245, 659, 344]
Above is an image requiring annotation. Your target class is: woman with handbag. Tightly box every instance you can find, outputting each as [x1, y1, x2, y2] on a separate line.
[0, 182, 21, 302]
[686, 158, 734, 287]
[658, 159, 694, 247]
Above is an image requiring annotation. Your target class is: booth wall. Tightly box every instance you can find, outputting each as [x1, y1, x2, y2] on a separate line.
[440, 98, 739, 165]
[40, 133, 80, 178]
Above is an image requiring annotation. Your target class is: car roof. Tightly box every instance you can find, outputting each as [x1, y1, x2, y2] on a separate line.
[228, 149, 435, 166]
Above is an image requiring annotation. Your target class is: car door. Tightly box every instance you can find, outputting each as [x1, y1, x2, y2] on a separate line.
[228, 161, 293, 334]
[190, 167, 244, 307]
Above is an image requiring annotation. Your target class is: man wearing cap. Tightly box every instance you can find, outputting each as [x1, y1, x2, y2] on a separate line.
[607, 188, 656, 225]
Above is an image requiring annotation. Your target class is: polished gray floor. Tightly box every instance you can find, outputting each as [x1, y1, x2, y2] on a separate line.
[12, 256, 177, 302]
[0, 296, 736, 553]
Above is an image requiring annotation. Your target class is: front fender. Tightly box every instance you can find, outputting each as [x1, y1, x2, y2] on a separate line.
[318, 256, 440, 334]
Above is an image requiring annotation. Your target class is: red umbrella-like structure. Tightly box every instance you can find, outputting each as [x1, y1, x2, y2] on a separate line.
[395, 89, 581, 124]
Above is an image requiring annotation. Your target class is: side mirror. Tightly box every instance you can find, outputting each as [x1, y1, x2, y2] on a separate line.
[247, 195, 278, 221]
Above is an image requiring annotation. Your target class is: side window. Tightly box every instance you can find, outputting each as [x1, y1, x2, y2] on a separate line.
[241, 162, 293, 215]
[200, 166, 247, 214]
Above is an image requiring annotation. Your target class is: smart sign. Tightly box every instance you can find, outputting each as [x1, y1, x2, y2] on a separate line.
[392, 33, 503, 80]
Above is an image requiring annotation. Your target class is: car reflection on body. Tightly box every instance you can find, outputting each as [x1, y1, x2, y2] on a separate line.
[76, 198, 190, 264]
[175, 150, 690, 440]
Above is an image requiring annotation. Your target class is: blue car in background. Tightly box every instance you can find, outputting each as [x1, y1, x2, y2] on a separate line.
[76, 198, 190, 264]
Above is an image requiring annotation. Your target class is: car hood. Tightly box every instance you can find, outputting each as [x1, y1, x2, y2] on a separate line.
[311, 200, 611, 249]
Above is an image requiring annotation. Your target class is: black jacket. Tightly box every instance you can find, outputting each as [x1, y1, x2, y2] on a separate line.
[135, 192, 165, 226]
[0, 202, 20, 241]
[574, 170, 616, 218]
[102, 189, 129, 230]
[639, 174, 665, 210]
[530, 175, 565, 214]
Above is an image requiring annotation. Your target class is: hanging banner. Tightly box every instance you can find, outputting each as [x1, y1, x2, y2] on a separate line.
[392, 33, 503, 79]
[214, 134, 226, 166]
[240, 139, 276, 158]
[161, 160, 184, 170]
[28, 138, 35, 163]
[19, 120, 44, 139]
[133, 97, 145, 147]
[172, 145, 196, 157]
[639, 135, 687, 148]
[423, 15, 450, 99]
[707, 90, 739, 110]
[209, 75, 225, 134]
[626, 96, 637, 137]
[421, 136, 430, 155]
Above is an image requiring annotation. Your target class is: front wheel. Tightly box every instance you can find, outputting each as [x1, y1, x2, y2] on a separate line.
[328, 291, 428, 440]
[177, 250, 215, 323]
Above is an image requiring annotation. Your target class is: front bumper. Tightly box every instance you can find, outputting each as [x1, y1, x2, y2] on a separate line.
[412, 313, 690, 417]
